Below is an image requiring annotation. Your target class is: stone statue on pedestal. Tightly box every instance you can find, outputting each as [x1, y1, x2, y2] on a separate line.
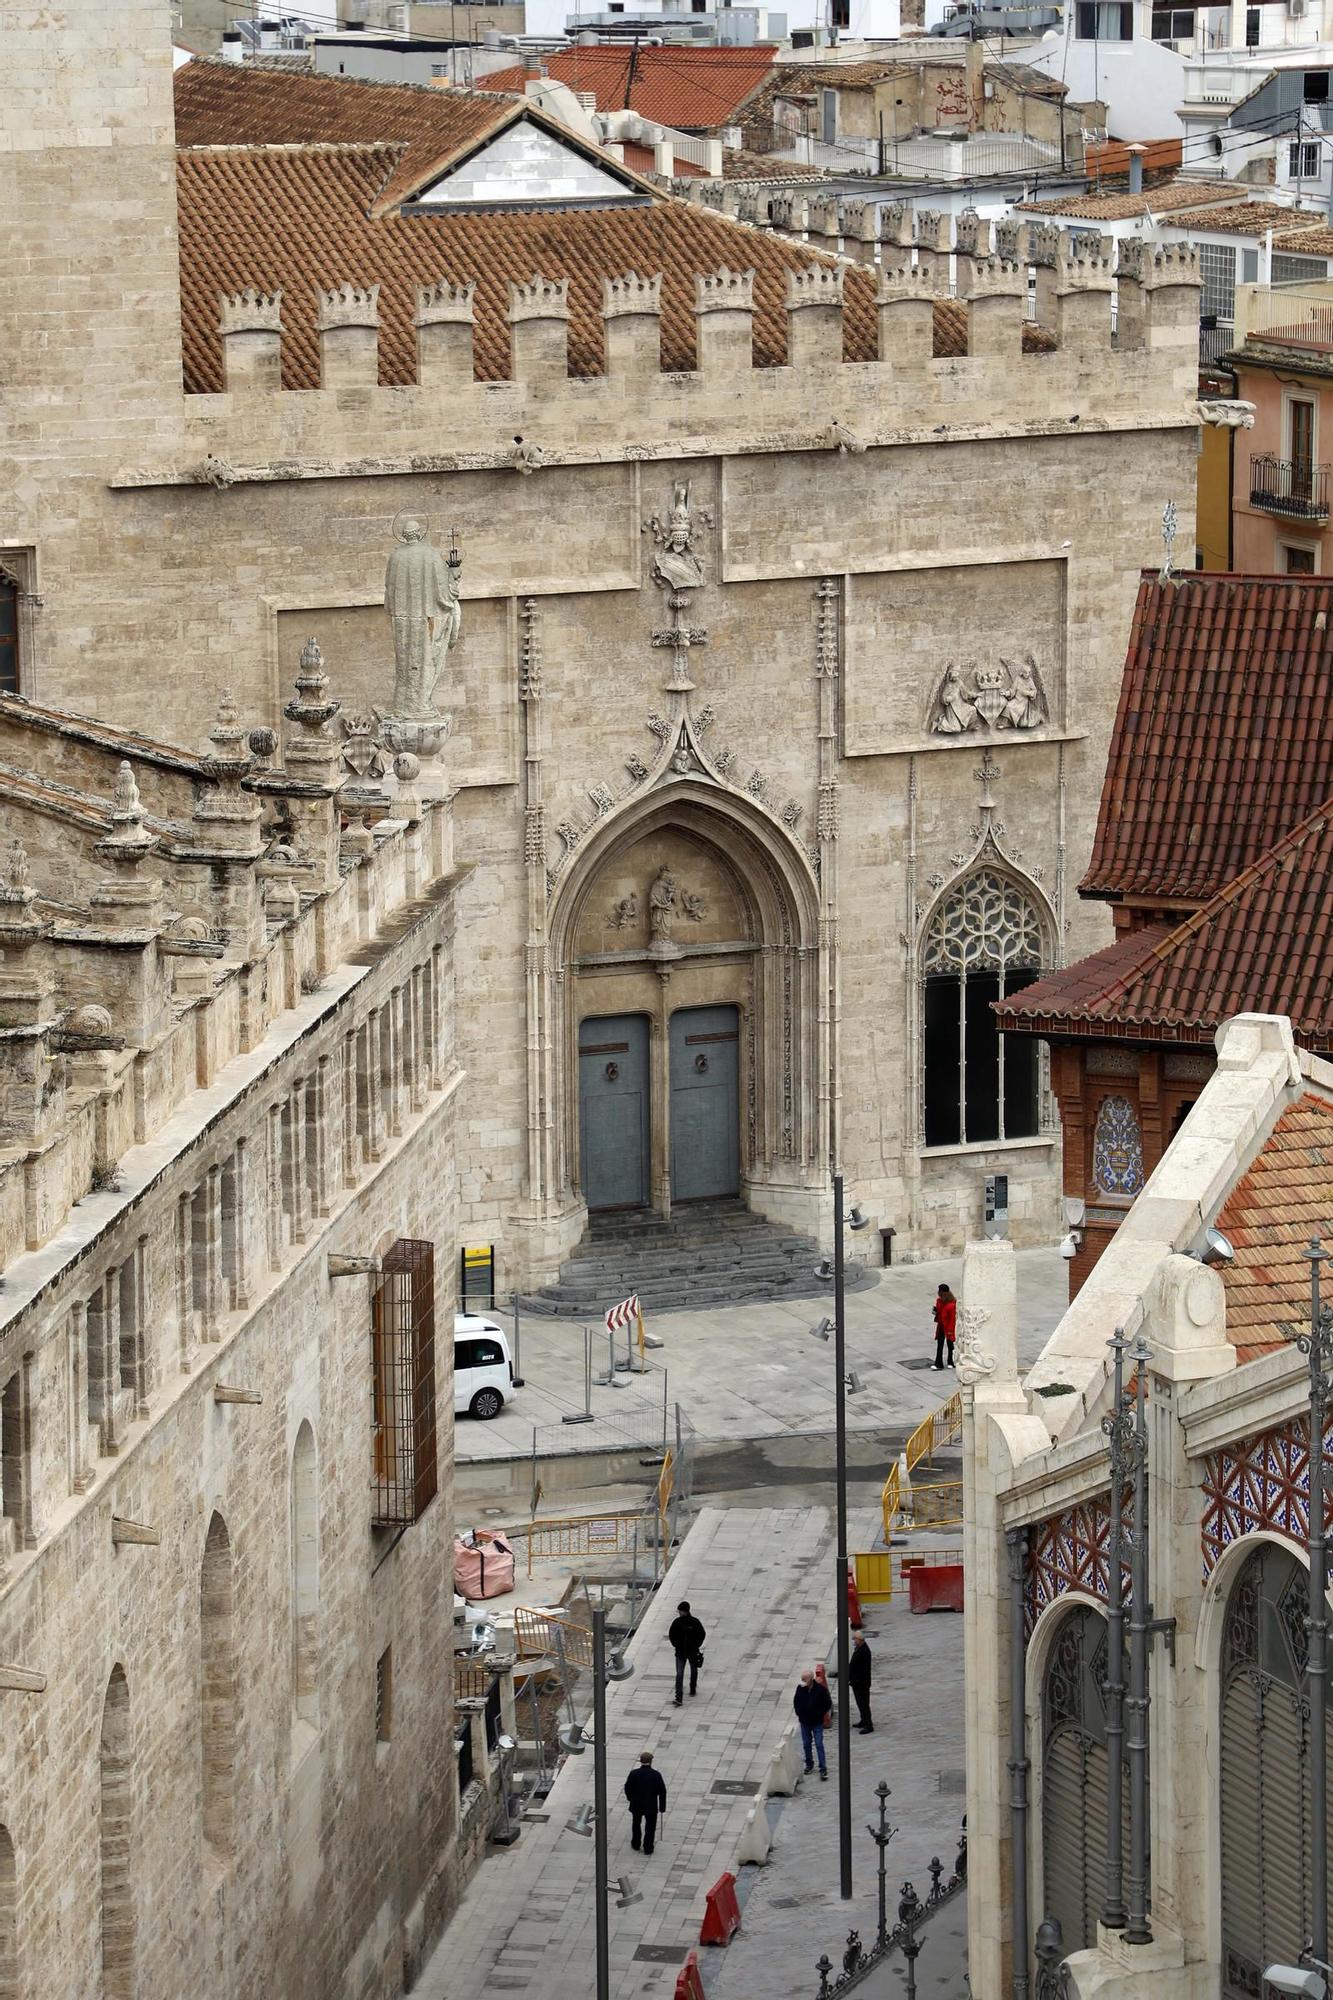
[383, 512, 461, 729]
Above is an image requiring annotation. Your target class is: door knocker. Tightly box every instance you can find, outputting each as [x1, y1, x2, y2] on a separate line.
[605, 1061, 619, 1081]
[694, 1053, 709, 1074]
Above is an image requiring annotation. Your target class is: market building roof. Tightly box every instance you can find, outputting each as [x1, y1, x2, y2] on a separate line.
[1080, 572, 1333, 908]
[998, 796, 1333, 1046]
[1212, 1091, 1333, 1362]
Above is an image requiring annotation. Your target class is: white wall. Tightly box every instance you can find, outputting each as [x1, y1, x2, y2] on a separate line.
[1023, 24, 1188, 138]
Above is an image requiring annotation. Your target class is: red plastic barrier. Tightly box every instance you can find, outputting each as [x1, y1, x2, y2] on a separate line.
[908, 1561, 964, 1614]
[847, 1571, 863, 1630]
[700, 1871, 742, 1946]
[674, 1950, 707, 1999]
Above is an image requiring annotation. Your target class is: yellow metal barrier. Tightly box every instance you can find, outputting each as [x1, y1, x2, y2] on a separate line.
[883, 1392, 963, 1542]
[853, 1551, 893, 1604]
[514, 1606, 594, 1668]
[900, 1481, 964, 1531]
[904, 1391, 963, 1478]
[510, 1510, 646, 1578]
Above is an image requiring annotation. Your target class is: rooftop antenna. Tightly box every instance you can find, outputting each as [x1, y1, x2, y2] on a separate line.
[1159, 498, 1178, 583]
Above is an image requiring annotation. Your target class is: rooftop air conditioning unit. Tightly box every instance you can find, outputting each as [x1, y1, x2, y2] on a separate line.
[1290, 0, 1307, 16]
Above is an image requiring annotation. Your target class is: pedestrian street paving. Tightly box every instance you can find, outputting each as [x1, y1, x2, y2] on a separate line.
[415, 1504, 838, 2000]
[456, 1247, 1067, 1463]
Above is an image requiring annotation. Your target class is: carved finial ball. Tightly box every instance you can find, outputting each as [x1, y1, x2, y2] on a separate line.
[69, 1002, 113, 1038]
[393, 752, 421, 783]
[170, 914, 210, 943]
[299, 637, 323, 671]
[248, 727, 278, 760]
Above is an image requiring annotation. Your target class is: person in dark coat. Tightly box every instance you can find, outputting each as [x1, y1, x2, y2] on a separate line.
[794, 1670, 833, 1778]
[933, 1284, 957, 1370]
[848, 1630, 873, 1733]
[624, 1750, 667, 1854]
[667, 1599, 706, 1705]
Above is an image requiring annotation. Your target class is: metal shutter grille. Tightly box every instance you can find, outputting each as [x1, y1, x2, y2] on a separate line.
[1221, 1677, 1265, 1996]
[1043, 1729, 1108, 1953]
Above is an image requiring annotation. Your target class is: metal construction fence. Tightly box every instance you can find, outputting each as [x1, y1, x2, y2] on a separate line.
[854, 1544, 965, 1606]
[882, 1392, 963, 1541]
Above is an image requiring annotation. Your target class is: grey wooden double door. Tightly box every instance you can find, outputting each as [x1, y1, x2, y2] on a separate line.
[578, 1005, 739, 1211]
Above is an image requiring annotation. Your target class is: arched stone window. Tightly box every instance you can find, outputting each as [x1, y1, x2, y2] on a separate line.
[0, 572, 18, 698]
[99, 1665, 134, 2000]
[290, 1423, 319, 1751]
[0, 1824, 17, 2000]
[1092, 1095, 1144, 1200]
[922, 868, 1044, 1147]
[200, 1511, 236, 1864]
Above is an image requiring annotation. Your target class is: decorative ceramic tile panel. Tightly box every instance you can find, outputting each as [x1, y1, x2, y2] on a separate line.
[1200, 1412, 1333, 1579]
[1024, 1490, 1133, 1638]
[1092, 1094, 1144, 1200]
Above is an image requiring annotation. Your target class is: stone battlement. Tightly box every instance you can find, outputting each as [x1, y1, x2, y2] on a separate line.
[180, 240, 1200, 477]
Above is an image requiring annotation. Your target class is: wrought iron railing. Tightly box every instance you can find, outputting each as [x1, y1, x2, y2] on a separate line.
[812, 1823, 968, 1996]
[1250, 453, 1330, 522]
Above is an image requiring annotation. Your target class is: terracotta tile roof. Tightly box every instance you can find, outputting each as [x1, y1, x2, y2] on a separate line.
[176, 141, 884, 386]
[1081, 572, 1333, 906]
[475, 46, 778, 130]
[1271, 224, 1333, 258]
[1084, 136, 1183, 180]
[1017, 179, 1235, 220]
[175, 140, 1057, 389]
[721, 147, 828, 181]
[986, 59, 1069, 100]
[1179, 201, 1327, 238]
[1213, 1093, 1333, 1361]
[174, 56, 524, 213]
[1000, 797, 1333, 1044]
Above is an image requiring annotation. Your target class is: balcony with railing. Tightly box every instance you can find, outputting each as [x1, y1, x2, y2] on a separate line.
[1235, 280, 1333, 356]
[1250, 452, 1330, 521]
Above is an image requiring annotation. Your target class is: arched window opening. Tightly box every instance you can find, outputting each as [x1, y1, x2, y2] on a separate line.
[1219, 1542, 1333, 1996]
[0, 574, 18, 698]
[200, 1512, 236, 1863]
[0, 1824, 18, 2000]
[1091, 1096, 1145, 1201]
[1041, 1604, 1125, 1955]
[290, 1423, 319, 1748]
[923, 869, 1044, 1147]
[99, 1665, 134, 2000]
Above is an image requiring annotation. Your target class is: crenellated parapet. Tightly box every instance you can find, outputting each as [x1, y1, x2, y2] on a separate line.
[219, 288, 283, 392]
[174, 240, 1201, 468]
[841, 198, 876, 267]
[603, 271, 662, 379]
[695, 267, 755, 376]
[966, 258, 1025, 359]
[508, 274, 571, 386]
[414, 279, 475, 386]
[315, 282, 380, 389]
[787, 264, 845, 369]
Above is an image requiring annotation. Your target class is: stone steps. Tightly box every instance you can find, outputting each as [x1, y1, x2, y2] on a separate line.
[521, 1199, 827, 1316]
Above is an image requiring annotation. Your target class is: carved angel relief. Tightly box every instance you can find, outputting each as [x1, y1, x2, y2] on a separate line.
[928, 655, 1049, 738]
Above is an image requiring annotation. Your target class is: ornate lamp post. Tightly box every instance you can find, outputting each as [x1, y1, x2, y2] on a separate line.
[1123, 1332, 1154, 1946]
[867, 1780, 897, 1950]
[898, 1882, 923, 2000]
[1099, 1328, 1136, 1933]
[1301, 1237, 1333, 1969]
[814, 1172, 869, 1900]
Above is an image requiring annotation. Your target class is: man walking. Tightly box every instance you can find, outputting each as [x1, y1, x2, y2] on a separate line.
[624, 1750, 667, 1854]
[794, 1669, 833, 1780]
[668, 1599, 706, 1706]
[848, 1630, 873, 1734]
[933, 1283, 957, 1369]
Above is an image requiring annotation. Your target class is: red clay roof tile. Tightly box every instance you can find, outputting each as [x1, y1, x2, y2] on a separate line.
[1001, 797, 1333, 1043]
[1214, 1093, 1333, 1360]
[475, 45, 777, 130]
[1081, 572, 1333, 906]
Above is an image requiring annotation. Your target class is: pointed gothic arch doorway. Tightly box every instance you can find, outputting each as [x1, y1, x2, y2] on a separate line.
[546, 784, 825, 1227]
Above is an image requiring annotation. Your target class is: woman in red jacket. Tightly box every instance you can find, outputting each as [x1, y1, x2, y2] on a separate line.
[933, 1284, 957, 1370]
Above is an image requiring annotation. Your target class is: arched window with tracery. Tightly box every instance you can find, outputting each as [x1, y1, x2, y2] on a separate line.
[922, 868, 1044, 1147]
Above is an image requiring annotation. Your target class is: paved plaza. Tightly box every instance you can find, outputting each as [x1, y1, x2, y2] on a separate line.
[456, 1247, 1068, 1465]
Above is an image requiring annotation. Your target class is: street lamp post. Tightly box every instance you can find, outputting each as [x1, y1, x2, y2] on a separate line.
[1100, 1329, 1134, 1934]
[868, 1779, 896, 1951]
[814, 1173, 869, 1901]
[559, 1606, 634, 2000]
[1302, 1237, 1333, 1971]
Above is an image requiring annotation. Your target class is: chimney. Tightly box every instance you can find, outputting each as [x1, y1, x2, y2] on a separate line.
[1128, 142, 1146, 197]
[221, 28, 244, 59]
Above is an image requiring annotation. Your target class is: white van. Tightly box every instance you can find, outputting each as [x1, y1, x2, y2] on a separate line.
[453, 1314, 514, 1421]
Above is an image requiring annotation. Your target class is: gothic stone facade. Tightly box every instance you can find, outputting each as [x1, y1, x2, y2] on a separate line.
[1, 5, 1203, 1293]
[0, 663, 467, 2000]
